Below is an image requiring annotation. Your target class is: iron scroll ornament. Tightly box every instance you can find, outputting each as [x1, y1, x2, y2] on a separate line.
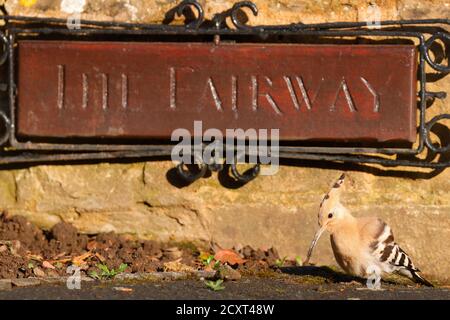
[0, 0, 448, 184]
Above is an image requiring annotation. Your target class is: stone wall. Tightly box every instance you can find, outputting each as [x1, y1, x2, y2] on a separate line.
[4, 1, 449, 23]
[0, 0, 449, 282]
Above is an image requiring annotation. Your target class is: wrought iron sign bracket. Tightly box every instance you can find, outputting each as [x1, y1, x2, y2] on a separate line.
[0, 0, 449, 184]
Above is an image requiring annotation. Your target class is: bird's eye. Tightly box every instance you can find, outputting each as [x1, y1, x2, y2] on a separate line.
[328, 213, 333, 218]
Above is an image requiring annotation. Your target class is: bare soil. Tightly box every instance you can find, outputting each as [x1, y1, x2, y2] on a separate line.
[0, 213, 286, 280]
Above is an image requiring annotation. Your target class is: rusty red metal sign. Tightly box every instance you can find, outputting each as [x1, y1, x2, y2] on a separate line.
[16, 41, 417, 142]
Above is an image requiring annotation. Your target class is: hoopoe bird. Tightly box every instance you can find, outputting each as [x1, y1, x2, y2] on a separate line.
[304, 173, 433, 287]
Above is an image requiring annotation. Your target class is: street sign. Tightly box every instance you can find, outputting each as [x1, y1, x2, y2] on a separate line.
[17, 41, 417, 143]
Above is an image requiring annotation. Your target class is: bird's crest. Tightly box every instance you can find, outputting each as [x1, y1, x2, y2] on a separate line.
[319, 173, 346, 209]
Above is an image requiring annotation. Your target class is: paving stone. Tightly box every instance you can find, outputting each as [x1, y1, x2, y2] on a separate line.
[0, 279, 12, 291]
[11, 278, 41, 287]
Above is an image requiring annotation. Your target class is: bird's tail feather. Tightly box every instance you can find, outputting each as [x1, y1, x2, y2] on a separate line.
[411, 270, 434, 287]
[390, 246, 434, 287]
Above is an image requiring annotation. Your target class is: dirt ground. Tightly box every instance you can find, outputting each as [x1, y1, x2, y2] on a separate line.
[0, 213, 288, 280]
[1, 212, 448, 301]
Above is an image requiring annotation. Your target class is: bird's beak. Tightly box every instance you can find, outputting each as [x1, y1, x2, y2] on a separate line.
[304, 225, 327, 265]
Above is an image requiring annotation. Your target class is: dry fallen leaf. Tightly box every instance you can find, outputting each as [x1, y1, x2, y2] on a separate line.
[72, 251, 93, 266]
[27, 254, 44, 261]
[42, 261, 56, 269]
[0, 240, 21, 254]
[163, 259, 195, 273]
[53, 252, 67, 260]
[33, 267, 46, 278]
[113, 287, 133, 292]
[87, 240, 98, 251]
[163, 247, 183, 260]
[95, 252, 106, 263]
[49, 258, 72, 264]
[214, 249, 246, 266]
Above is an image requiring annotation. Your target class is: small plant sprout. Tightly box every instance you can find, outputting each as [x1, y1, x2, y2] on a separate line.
[199, 253, 215, 266]
[88, 263, 128, 280]
[88, 270, 101, 280]
[295, 256, 303, 266]
[213, 260, 221, 270]
[275, 256, 287, 268]
[199, 252, 222, 270]
[206, 255, 215, 265]
[204, 279, 225, 291]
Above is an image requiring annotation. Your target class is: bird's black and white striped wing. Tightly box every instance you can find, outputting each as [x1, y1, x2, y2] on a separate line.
[370, 222, 415, 269]
[369, 219, 433, 286]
